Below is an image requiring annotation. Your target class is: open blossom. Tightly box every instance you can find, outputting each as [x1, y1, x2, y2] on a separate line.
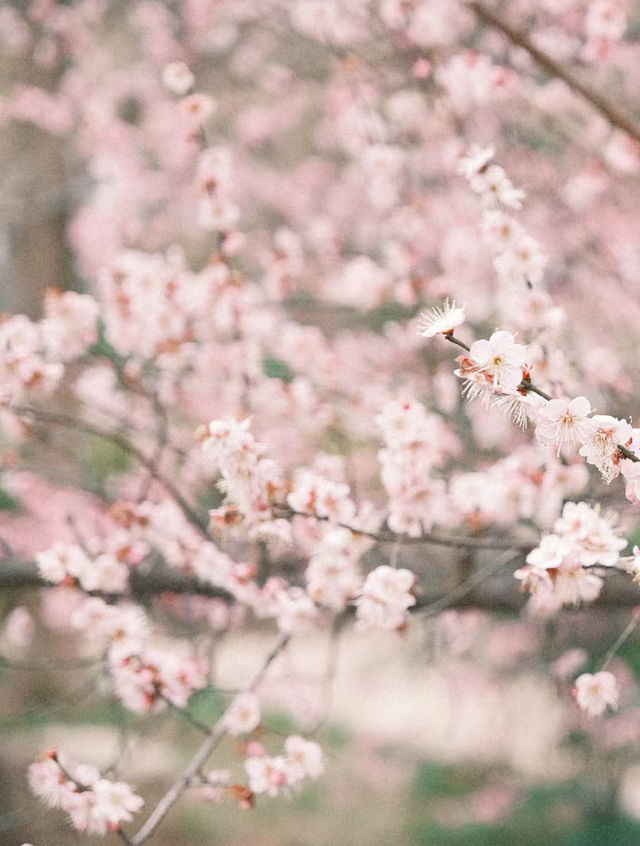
[35, 542, 129, 593]
[554, 564, 603, 606]
[110, 643, 208, 713]
[276, 587, 319, 634]
[223, 692, 261, 736]
[287, 471, 355, 523]
[468, 330, 527, 392]
[376, 400, 459, 457]
[245, 736, 323, 798]
[71, 597, 149, 659]
[457, 144, 495, 179]
[305, 539, 362, 610]
[526, 533, 571, 570]
[28, 756, 71, 809]
[162, 61, 195, 95]
[535, 396, 593, 454]
[284, 735, 324, 784]
[516, 560, 603, 609]
[579, 414, 633, 483]
[29, 753, 143, 834]
[356, 565, 416, 631]
[35, 542, 91, 584]
[459, 145, 524, 208]
[375, 398, 457, 536]
[518, 500, 626, 608]
[0, 313, 63, 403]
[179, 92, 216, 127]
[469, 164, 525, 210]
[417, 299, 465, 338]
[554, 501, 626, 567]
[65, 779, 144, 835]
[574, 671, 620, 717]
[40, 289, 99, 362]
[245, 754, 289, 798]
[200, 418, 284, 522]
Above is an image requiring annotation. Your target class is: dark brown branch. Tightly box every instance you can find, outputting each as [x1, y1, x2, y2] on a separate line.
[470, 2, 640, 144]
[0, 558, 232, 603]
[275, 506, 532, 551]
[2, 556, 639, 613]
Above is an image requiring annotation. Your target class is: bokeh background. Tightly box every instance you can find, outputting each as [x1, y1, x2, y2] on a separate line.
[3, 1, 640, 844]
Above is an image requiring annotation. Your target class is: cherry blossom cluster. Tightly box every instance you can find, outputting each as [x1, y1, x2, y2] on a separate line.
[71, 596, 208, 714]
[448, 332, 640, 497]
[515, 501, 627, 613]
[109, 499, 240, 592]
[376, 399, 459, 536]
[0, 288, 97, 408]
[36, 539, 134, 594]
[356, 565, 417, 631]
[28, 751, 144, 836]
[535, 397, 638, 491]
[459, 146, 547, 293]
[200, 418, 286, 529]
[244, 735, 324, 799]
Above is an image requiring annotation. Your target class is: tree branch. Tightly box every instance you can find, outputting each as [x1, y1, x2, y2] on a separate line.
[470, 2, 640, 144]
[0, 557, 232, 602]
[2, 555, 639, 612]
[127, 633, 290, 846]
[275, 506, 533, 551]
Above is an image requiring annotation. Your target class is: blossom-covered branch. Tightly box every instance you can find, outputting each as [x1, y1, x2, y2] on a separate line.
[470, 2, 640, 144]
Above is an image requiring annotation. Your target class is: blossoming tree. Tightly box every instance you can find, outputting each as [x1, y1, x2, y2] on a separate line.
[2, 0, 640, 842]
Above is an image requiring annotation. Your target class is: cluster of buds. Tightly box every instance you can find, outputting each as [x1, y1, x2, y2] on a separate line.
[28, 751, 143, 836]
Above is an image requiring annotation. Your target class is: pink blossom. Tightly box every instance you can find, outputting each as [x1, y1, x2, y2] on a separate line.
[223, 692, 261, 736]
[276, 587, 318, 634]
[28, 756, 71, 809]
[578, 414, 632, 483]
[417, 299, 466, 338]
[356, 565, 416, 631]
[553, 501, 626, 567]
[245, 755, 289, 798]
[162, 61, 195, 95]
[535, 397, 593, 454]
[575, 671, 620, 717]
[40, 289, 99, 362]
[468, 330, 527, 392]
[525, 533, 571, 570]
[284, 735, 324, 783]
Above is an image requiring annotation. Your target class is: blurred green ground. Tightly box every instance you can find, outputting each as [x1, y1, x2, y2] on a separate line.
[5, 698, 640, 846]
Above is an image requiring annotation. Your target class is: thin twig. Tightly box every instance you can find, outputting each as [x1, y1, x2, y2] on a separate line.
[11, 405, 210, 536]
[276, 506, 532, 551]
[0, 653, 106, 671]
[127, 633, 290, 846]
[601, 611, 640, 670]
[160, 694, 212, 735]
[137, 393, 169, 503]
[418, 549, 522, 618]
